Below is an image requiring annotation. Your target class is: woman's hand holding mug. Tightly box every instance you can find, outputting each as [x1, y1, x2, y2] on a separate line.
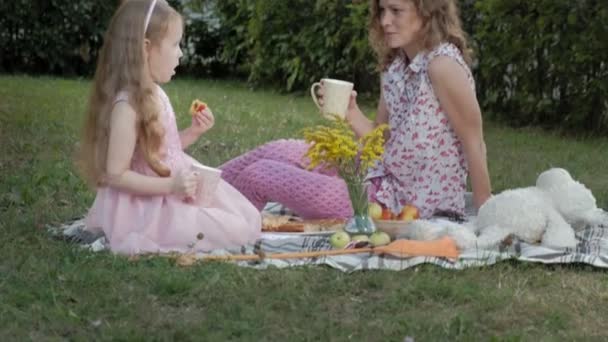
[310, 78, 361, 121]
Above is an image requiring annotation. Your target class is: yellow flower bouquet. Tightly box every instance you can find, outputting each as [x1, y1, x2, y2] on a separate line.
[303, 118, 388, 234]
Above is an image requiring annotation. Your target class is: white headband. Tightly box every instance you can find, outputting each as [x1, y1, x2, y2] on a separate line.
[143, 0, 158, 33]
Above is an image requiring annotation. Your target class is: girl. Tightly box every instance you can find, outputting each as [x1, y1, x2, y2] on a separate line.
[78, 0, 261, 255]
[220, 0, 491, 220]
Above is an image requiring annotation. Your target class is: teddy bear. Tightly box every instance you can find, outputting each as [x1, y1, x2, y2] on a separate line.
[398, 168, 607, 250]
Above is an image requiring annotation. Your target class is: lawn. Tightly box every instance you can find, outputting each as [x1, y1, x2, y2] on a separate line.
[1, 75, 608, 341]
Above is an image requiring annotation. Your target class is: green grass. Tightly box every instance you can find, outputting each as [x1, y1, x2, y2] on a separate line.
[1, 75, 608, 341]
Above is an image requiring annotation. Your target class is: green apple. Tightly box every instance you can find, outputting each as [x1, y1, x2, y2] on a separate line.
[351, 235, 370, 243]
[369, 231, 391, 247]
[368, 202, 383, 220]
[329, 231, 351, 249]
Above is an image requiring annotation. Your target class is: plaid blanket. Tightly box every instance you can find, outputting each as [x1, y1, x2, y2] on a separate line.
[48, 202, 608, 272]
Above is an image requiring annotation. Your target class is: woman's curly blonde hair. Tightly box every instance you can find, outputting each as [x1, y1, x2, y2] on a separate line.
[368, 0, 472, 70]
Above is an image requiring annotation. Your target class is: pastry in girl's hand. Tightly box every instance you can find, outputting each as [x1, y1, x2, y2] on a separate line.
[189, 99, 207, 116]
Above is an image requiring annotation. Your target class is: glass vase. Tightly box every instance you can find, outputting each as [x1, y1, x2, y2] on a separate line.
[344, 214, 376, 235]
[343, 182, 376, 235]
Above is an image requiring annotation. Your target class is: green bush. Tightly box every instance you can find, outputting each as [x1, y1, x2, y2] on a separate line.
[212, 0, 255, 77]
[178, 0, 230, 77]
[214, 0, 375, 92]
[2, 0, 607, 134]
[471, 0, 608, 133]
[0, 1, 119, 75]
[0, 0, 218, 76]
[214, 0, 607, 133]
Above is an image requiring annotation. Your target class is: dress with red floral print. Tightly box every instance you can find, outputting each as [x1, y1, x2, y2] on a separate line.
[367, 42, 474, 219]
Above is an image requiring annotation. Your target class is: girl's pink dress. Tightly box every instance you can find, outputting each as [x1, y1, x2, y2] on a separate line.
[85, 86, 261, 255]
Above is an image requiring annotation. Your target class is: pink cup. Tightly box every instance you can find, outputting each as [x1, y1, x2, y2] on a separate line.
[191, 163, 222, 206]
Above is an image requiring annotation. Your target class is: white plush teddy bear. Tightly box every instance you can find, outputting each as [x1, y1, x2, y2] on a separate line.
[399, 168, 607, 250]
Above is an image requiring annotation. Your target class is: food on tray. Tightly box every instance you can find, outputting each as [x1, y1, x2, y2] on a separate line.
[262, 214, 345, 233]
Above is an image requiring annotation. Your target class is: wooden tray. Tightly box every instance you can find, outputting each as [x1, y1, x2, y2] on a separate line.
[262, 215, 346, 234]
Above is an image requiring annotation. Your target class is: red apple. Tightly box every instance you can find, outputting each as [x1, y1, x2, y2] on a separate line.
[381, 207, 393, 220]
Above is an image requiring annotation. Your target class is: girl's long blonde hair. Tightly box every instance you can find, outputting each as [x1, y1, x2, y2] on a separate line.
[78, 0, 182, 187]
[368, 0, 472, 70]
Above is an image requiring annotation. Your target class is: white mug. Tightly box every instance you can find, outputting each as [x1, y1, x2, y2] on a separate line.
[191, 163, 222, 207]
[310, 78, 354, 120]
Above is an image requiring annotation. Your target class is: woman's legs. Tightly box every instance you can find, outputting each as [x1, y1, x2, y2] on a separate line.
[230, 159, 352, 219]
[220, 139, 336, 183]
[220, 139, 350, 219]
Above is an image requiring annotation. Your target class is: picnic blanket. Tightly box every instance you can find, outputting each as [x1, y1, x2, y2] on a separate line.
[47, 201, 608, 272]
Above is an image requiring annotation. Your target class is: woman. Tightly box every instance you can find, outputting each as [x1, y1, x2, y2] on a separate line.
[220, 0, 491, 220]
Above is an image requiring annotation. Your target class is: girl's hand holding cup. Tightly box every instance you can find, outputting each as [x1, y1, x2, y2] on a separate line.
[172, 168, 199, 199]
